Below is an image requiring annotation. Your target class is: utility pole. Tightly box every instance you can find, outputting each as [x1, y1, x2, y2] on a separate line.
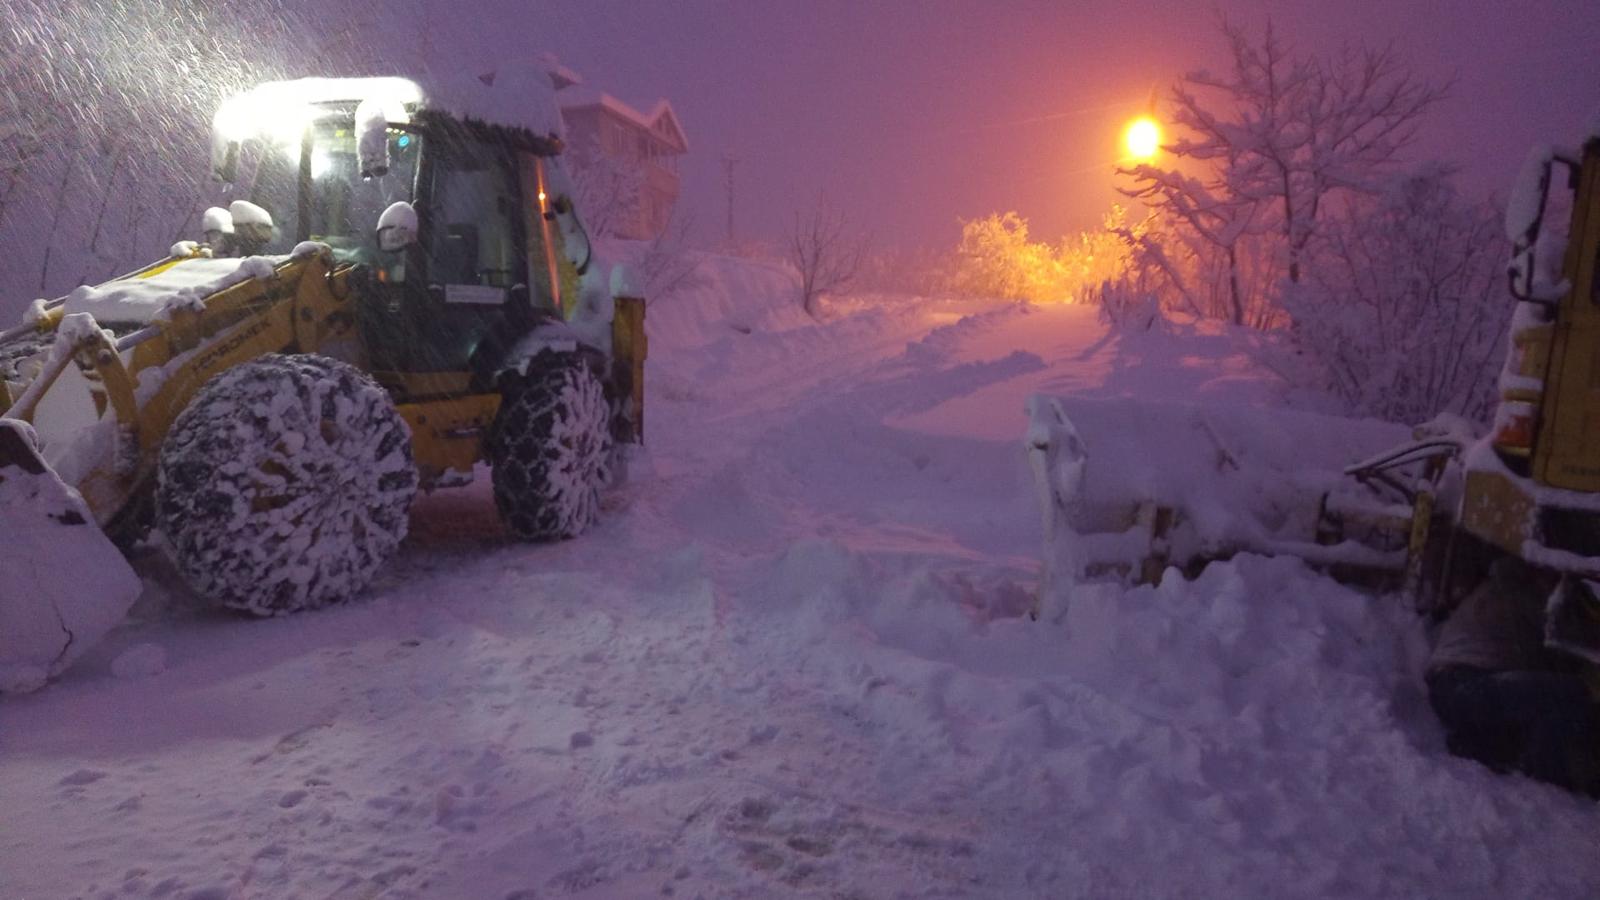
[721, 153, 738, 246]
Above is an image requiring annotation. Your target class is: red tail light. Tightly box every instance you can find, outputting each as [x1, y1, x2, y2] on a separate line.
[1493, 401, 1537, 456]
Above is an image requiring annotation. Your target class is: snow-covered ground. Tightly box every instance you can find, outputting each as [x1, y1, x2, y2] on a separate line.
[4, 261, 1599, 899]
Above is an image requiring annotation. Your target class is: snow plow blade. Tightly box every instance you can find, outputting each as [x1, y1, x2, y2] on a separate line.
[0, 418, 140, 693]
[1022, 393, 1414, 597]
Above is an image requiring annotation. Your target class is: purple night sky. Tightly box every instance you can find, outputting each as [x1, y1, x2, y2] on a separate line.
[508, 0, 1598, 250]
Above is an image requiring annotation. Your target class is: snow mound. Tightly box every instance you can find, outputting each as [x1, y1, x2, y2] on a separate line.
[645, 252, 808, 349]
[732, 541, 1596, 896]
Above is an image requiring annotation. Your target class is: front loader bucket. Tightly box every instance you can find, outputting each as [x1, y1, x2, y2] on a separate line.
[0, 418, 140, 693]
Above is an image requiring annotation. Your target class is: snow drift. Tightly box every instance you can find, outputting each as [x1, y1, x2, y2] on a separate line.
[735, 539, 1597, 897]
[643, 252, 806, 349]
[5, 271, 1599, 897]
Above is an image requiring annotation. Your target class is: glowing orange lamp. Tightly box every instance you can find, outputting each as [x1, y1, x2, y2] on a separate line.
[1125, 116, 1161, 160]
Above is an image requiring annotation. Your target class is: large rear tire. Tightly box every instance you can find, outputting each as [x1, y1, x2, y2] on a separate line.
[156, 354, 417, 615]
[489, 353, 612, 540]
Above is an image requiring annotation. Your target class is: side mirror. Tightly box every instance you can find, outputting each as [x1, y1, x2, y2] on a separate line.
[229, 200, 274, 256]
[201, 206, 235, 248]
[548, 194, 591, 275]
[376, 201, 419, 252]
[1506, 146, 1579, 304]
[356, 97, 408, 179]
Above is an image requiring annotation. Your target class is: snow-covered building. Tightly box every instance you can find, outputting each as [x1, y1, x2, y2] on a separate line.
[547, 59, 688, 241]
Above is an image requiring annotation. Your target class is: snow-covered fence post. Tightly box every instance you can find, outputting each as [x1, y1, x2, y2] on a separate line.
[1025, 395, 1087, 621]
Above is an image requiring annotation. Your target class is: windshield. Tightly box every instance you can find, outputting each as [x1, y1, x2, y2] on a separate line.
[235, 109, 420, 261]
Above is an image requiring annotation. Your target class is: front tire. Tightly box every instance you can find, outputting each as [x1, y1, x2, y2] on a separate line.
[156, 354, 417, 615]
[490, 353, 612, 540]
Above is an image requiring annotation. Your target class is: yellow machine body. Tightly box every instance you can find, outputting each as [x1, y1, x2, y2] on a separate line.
[4, 247, 645, 537]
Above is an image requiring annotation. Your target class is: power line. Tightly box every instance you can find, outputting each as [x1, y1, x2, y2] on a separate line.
[882, 98, 1144, 143]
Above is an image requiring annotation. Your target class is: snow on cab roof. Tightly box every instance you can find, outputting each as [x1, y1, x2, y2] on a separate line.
[213, 69, 565, 150]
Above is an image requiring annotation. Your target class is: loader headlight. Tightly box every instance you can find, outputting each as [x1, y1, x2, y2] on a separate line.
[213, 91, 312, 151]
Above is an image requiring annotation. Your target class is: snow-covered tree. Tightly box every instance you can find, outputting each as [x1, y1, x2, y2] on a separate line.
[1096, 276, 1167, 333]
[565, 134, 644, 242]
[1058, 206, 1143, 304]
[854, 245, 953, 297]
[952, 208, 1144, 306]
[951, 212, 1054, 302]
[636, 210, 702, 304]
[1121, 19, 1444, 325]
[1276, 168, 1511, 423]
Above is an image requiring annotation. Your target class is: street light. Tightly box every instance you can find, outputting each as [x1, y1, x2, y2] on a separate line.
[1124, 116, 1161, 160]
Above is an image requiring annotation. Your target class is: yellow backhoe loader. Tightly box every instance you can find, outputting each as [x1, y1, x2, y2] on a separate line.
[0, 74, 646, 691]
[1027, 126, 1600, 657]
[1328, 131, 1600, 642]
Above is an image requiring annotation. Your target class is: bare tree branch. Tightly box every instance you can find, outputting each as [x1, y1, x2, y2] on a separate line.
[1119, 17, 1445, 326]
[788, 196, 864, 317]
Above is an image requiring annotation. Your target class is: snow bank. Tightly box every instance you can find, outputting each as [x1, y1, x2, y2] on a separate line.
[5, 284, 1599, 897]
[732, 540, 1597, 896]
[644, 252, 808, 349]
